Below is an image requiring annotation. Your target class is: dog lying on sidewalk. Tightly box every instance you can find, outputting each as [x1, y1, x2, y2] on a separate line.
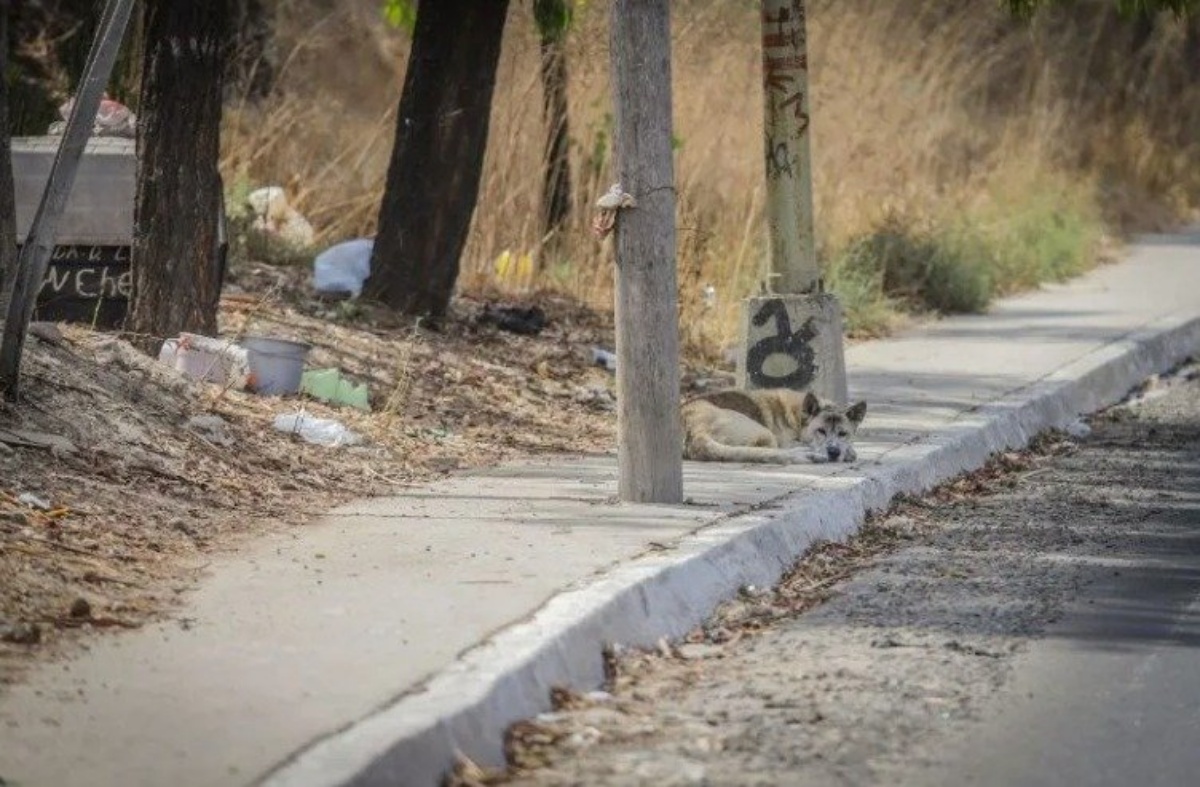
[682, 388, 866, 464]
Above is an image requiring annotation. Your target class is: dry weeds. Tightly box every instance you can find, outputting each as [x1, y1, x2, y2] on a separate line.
[223, 0, 1198, 351]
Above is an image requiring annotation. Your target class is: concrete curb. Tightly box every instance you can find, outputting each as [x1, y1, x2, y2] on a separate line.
[262, 310, 1200, 787]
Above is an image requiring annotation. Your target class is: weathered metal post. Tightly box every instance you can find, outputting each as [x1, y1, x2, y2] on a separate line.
[609, 0, 683, 503]
[736, 0, 847, 403]
[0, 0, 135, 398]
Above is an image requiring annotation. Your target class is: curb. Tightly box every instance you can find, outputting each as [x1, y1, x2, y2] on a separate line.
[262, 310, 1200, 787]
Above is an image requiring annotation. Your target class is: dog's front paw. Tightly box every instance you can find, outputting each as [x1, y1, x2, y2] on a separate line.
[805, 451, 830, 464]
[842, 446, 857, 463]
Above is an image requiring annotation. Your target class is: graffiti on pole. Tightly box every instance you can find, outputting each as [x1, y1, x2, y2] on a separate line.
[761, 1, 810, 135]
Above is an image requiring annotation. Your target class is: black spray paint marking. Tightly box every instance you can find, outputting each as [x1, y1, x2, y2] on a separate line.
[746, 298, 817, 389]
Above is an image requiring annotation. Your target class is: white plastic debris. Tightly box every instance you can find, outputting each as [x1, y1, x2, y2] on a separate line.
[1065, 418, 1092, 439]
[18, 493, 51, 511]
[159, 334, 251, 389]
[54, 93, 136, 138]
[248, 186, 316, 248]
[313, 238, 374, 298]
[591, 347, 617, 372]
[273, 411, 363, 447]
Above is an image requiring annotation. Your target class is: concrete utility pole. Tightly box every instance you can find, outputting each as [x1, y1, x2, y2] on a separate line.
[736, 0, 847, 403]
[0, 0, 135, 398]
[609, 0, 683, 503]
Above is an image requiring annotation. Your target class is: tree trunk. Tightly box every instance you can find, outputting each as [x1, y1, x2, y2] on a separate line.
[610, 0, 683, 503]
[0, 5, 16, 316]
[125, 0, 230, 351]
[538, 12, 572, 252]
[226, 0, 276, 102]
[365, 0, 510, 322]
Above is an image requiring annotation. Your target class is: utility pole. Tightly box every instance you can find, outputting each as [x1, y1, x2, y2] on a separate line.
[609, 0, 683, 503]
[0, 0, 135, 399]
[736, 0, 847, 403]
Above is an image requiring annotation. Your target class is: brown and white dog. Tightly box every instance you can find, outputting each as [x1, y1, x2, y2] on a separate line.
[682, 388, 866, 464]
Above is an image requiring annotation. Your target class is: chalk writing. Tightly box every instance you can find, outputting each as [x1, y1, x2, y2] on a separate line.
[746, 298, 817, 389]
[22, 244, 134, 328]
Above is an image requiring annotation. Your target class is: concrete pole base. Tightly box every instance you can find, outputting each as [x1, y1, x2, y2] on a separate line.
[735, 292, 849, 404]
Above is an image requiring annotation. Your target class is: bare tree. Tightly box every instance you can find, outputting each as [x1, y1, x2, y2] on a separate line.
[124, 0, 231, 350]
[365, 0, 510, 323]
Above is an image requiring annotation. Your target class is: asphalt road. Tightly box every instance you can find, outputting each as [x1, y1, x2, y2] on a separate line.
[504, 365, 1200, 787]
[912, 379, 1200, 787]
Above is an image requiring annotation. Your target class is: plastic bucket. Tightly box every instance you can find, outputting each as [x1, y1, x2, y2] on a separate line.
[241, 335, 312, 396]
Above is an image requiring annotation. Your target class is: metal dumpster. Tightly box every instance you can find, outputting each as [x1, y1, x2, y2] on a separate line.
[11, 135, 228, 329]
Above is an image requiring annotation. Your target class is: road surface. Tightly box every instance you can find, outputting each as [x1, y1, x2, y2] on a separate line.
[502, 365, 1200, 787]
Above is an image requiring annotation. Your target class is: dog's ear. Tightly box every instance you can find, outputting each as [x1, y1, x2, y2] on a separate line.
[846, 401, 867, 425]
[802, 391, 821, 418]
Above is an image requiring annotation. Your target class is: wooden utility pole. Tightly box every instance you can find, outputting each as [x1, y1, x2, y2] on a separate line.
[609, 0, 683, 504]
[0, 0, 134, 398]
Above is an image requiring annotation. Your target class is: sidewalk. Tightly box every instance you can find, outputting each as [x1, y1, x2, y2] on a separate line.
[2, 234, 1199, 787]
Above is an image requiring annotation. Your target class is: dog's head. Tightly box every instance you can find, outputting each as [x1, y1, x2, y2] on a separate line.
[800, 392, 867, 463]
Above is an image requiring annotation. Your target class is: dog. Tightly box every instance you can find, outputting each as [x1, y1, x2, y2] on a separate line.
[681, 388, 866, 464]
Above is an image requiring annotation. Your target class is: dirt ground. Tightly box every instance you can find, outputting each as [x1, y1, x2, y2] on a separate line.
[456, 363, 1200, 787]
[0, 258, 729, 686]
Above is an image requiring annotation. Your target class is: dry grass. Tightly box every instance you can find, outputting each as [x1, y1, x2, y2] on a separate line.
[221, 0, 1200, 350]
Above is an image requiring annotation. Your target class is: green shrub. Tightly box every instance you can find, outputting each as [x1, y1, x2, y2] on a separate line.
[826, 174, 1100, 324]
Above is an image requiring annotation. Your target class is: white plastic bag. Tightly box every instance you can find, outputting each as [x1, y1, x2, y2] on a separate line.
[247, 186, 316, 248]
[273, 411, 363, 447]
[313, 238, 374, 298]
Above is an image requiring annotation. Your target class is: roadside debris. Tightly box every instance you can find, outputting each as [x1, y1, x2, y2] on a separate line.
[478, 304, 548, 336]
[313, 238, 373, 299]
[591, 348, 617, 372]
[300, 368, 371, 411]
[494, 249, 535, 287]
[243, 335, 312, 396]
[272, 411, 363, 447]
[49, 93, 136, 137]
[17, 492, 52, 510]
[247, 186, 316, 249]
[159, 333, 251, 388]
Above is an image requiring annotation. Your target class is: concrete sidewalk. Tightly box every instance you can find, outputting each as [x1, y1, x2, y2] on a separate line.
[2, 234, 1199, 787]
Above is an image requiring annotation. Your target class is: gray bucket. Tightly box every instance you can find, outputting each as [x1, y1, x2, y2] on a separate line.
[241, 335, 312, 396]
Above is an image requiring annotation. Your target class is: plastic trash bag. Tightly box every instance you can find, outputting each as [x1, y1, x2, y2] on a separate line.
[313, 238, 374, 298]
[53, 93, 136, 138]
[247, 186, 316, 248]
[273, 411, 363, 447]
